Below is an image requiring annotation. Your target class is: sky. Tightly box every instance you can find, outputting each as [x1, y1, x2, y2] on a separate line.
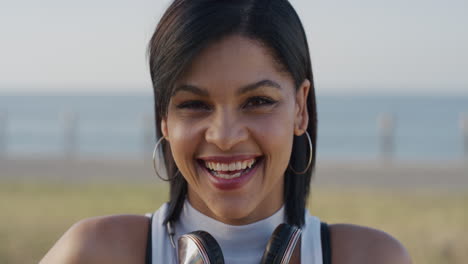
[0, 0, 467, 95]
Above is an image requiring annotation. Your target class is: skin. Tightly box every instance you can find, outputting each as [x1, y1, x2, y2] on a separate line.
[161, 34, 309, 225]
[40, 35, 412, 264]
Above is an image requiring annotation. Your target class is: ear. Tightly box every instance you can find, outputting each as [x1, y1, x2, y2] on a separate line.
[161, 117, 169, 140]
[294, 79, 310, 136]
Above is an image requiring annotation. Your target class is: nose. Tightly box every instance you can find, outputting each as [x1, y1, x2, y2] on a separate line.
[205, 109, 248, 151]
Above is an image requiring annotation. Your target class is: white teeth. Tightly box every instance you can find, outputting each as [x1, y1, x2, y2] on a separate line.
[235, 161, 242, 170]
[212, 171, 242, 179]
[204, 158, 257, 172]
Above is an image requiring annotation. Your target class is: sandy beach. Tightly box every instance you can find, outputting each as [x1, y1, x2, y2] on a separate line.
[1, 157, 467, 190]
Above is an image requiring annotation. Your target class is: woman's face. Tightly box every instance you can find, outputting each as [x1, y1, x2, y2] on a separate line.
[162, 35, 309, 225]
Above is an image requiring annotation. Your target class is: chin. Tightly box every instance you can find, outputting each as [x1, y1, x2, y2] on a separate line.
[189, 156, 282, 225]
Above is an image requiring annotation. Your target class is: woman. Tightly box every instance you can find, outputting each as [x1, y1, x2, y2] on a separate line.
[41, 0, 411, 263]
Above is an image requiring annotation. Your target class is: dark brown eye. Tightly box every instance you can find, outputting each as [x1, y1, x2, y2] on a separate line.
[176, 100, 211, 111]
[244, 96, 277, 108]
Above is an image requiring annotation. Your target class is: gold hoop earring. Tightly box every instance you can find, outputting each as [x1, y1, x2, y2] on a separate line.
[152, 137, 179, 181]
[288, 131, 313, 175]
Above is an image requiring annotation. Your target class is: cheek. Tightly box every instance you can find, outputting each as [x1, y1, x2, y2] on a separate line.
[249, 109, 295, 172]
[166, 118, 203, 182]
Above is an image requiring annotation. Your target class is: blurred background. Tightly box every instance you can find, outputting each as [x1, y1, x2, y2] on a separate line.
[0, 0, 467, 263]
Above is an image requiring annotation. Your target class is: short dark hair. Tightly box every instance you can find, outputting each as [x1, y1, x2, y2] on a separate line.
[148, 0, 317, 227]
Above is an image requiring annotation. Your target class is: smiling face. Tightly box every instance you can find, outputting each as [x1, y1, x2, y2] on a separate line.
[161, 35, 310, 225]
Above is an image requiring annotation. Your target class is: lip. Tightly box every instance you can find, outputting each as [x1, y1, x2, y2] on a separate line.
[197, 156, 263, 191]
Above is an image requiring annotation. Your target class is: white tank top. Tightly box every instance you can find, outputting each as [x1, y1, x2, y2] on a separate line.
[149, 201, 323, 264]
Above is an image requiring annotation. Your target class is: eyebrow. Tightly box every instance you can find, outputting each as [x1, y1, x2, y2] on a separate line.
[172, 79, 282, 97]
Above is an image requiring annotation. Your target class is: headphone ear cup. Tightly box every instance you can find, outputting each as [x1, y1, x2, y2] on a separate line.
[260, 224, 301, 264]
[190, 231, 225, 264]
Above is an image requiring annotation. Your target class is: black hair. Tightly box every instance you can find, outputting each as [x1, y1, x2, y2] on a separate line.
[148, 0, 317, 227]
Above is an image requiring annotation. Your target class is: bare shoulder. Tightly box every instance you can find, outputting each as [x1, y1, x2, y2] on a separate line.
[40, 214, 150, 264]
[329, 224, 412, 264]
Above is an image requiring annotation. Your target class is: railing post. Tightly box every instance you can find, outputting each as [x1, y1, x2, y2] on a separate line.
[0, 110, 7, 158]
[61, 111, 78, 159]
[142, 113, 155, 159]
[377, 113, 396, 161]
[460, 113, 468, 160]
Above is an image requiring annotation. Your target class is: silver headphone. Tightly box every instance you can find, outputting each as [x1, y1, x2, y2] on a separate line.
[171, 222, 302, 264]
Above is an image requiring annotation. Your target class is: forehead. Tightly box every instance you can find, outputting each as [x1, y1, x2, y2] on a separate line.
[176, 35, 293, 92]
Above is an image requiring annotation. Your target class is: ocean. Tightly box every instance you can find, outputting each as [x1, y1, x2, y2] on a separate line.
[0, 94, 467, 160]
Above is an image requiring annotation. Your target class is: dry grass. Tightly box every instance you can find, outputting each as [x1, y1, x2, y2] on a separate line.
[0, 181, 466, 264]
[310, 187, 468, 264]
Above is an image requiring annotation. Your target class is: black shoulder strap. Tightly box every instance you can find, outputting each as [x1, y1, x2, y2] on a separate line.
[320, 222, 332, 264]
[145, 214, 153, 264]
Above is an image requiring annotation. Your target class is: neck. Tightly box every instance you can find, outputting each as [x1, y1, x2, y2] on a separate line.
[173, 200, 287, 264]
